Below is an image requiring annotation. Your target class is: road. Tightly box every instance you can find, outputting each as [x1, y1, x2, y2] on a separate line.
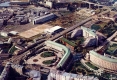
[49, 17, 92, 41]
[107, 31, 117, 41]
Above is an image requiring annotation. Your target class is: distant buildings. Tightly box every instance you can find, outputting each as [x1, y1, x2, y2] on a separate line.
[0, 8, 13, 25]
[0, 6, 53, 26]
[10, 0, 30, 5]
[0, 62, 41, 80]
[38, 0, 103, 9]
[89, 0, 114, 6]
[8, 15, 29, 25]
[48, 69, 99, 80]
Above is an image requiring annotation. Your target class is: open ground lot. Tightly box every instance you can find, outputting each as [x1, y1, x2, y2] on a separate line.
[19, 24, 52, 38]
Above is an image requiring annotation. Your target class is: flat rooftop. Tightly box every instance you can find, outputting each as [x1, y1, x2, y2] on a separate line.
[19, 24, 52, 38]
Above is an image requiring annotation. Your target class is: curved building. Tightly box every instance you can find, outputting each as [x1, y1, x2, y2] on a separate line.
[89, 50, 117, 71]
[45, 40, 71, 68]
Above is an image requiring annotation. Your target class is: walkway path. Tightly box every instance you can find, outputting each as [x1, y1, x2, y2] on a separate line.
[107, 31, 117, 41]
[26, 53, 56, 66]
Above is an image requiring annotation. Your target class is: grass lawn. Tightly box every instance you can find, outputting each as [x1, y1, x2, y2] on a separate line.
[102, 28, 116, 37]
[76, 37, 84, 44]
[70, 61, 94, 75]
[42, 59, 55, 65]
[106, 44, 117, 56]
[9, 45, 17, 55]
[40, 52, 55, 58]
[91, 24, 101, 31]
[101, 72, 117, 79]
[85, 62, 99, 70]
[99, 25, 116, 37]
[61, 37, 76, 47]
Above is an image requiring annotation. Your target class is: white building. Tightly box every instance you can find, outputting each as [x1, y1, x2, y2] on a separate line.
[113, 1, 117, 7]
[81, 26, 97, 38]
[0, 31, 8, 37]
[33, 13, 56, 25]
[44, 26, 64, 35]
[10, 0, 30, 5]
[26, 70, 41, 80]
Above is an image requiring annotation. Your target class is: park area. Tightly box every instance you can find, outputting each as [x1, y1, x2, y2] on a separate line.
[26, 51, 56, 66]
[85, 62, 99, 70]
[70, 61, 94, 76]
[106, 43, 117, 57]
[91, 21, 117, 38]
[40, 52, 55, 58]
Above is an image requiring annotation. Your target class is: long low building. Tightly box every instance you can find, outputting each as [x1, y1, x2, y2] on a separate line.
[10, 0, 30, 5]
[45, 40, 71, 68]
[44, 26, 65, 35]
[33, 13, 56, 25]
[89, 50, 117, 72]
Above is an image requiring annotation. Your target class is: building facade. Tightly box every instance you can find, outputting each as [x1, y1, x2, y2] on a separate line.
[89, 50, 117, 72]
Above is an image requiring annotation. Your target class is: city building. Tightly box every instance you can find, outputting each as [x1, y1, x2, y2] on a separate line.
[89, 50, 117, 72]
[71, 28, 82, 38]
[0, 54, 10, 60]
[26, 70, 41, 80]
[113, 1, 117, 7]
[0, 31, 8, 37]
[26, 40, 72, 70]
[81, 26, 97, 39]
[10, 0, 30, 5]
[59, 37, 81, 52]
[44, 40, 71, 69]
[0, 62, 41, 80]
[32, 13, 56, 25]
[113, 14, 117, 22]
[0, 62, 11, 80]
[0, 2, 10, 7]
[48, 69, 99, 80]
[0, 38, 13, 60]
[44, 26, 65, 35]
[71, 26, 106, 47]
[83, 36, 97, 47]
[11, 64, 24, 75]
